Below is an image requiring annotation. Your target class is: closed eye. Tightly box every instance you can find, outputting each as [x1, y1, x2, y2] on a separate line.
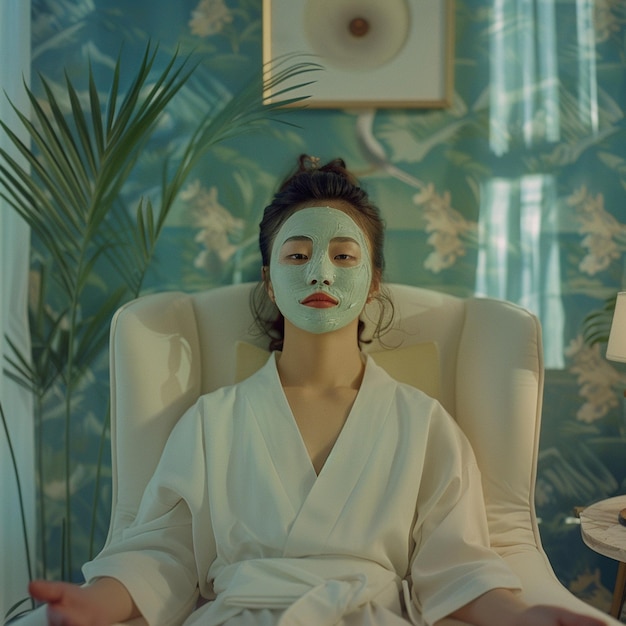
[280, 237, 312, 264]
[330, 239, 361, 266]
[286, 253, 309, 262]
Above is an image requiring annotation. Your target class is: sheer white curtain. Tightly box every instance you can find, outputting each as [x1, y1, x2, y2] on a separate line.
[1, 0, 34, 620]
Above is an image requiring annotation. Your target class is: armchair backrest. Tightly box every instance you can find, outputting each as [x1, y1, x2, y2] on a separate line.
[106, 283, 544, 560]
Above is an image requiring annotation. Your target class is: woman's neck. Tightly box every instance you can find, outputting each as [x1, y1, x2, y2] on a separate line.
[276, 321, 365, 390]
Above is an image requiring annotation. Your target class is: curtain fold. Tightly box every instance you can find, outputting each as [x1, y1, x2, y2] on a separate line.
[0, 0, 34, 620]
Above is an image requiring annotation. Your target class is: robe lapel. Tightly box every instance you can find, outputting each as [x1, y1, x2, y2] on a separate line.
[282, 357, 397, 556]
[249, 353, 317, 515]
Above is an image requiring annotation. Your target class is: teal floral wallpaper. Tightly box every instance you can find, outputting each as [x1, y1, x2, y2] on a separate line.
[20, 0, 626, 617]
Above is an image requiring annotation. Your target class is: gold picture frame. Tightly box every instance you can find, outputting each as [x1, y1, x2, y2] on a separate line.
[263, 0, 454, 109]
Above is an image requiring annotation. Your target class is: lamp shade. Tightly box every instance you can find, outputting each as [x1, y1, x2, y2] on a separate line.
[606, 291, 626, 362]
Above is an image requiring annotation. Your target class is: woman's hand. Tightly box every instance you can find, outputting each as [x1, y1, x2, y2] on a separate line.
[29, 578, 139, 626]
[29, 581, 107, 626]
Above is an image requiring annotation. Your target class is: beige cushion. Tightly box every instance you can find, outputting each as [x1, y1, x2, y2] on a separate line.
[235, 341, 440, 401]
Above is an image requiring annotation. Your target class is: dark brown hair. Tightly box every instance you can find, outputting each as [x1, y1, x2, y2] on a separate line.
[252, 155, 393, 350]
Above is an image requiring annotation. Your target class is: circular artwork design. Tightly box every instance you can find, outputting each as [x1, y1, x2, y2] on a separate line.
[303, 0, 411, 71]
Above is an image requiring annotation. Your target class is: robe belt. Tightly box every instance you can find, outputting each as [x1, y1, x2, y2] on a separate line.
[212, 557, 404, 625]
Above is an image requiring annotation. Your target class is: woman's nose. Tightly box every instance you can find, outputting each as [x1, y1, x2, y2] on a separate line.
[306, 254, 334, 285]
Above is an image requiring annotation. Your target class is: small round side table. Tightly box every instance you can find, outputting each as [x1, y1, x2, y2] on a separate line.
[580, 494, 626, 619]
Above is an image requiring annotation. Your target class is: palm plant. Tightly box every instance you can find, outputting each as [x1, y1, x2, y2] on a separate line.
[582, 293, 617, 346]
[0, 41, 317, 593]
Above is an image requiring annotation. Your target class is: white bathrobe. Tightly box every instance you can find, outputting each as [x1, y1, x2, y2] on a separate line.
[83, 353, 520, 626]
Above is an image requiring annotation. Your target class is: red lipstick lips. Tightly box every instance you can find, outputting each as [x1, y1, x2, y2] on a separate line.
[301, 292, 338, 308]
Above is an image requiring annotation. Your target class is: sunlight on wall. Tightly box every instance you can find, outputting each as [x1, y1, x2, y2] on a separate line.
[477, 175, 565, 368]
[576, 0, 599, 133]
[489, 0, 561, 155]
[489, 0, 601, 152]
[484, 0, 605, 368]
[536, 0, 560, 143]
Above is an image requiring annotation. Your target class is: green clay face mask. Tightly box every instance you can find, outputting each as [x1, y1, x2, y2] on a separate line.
[269, 206, 372, 334]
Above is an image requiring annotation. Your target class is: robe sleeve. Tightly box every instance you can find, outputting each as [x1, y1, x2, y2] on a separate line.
[409, 404, 521, 626]
[82, 403, 216, 626]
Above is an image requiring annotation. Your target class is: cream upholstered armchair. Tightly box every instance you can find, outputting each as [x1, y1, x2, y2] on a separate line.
[19, 283, 619, 626]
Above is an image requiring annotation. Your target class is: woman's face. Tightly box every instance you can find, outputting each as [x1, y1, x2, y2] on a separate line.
[268, 205, 373, 334]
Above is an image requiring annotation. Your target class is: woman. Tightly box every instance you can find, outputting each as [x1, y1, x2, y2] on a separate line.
[29, 156, 605, 626]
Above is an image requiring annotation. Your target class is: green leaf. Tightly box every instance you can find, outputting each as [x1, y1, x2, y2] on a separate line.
[88, 62, 105, 157]
[581, 293, 617, 346]
[73, 288, 127, 372]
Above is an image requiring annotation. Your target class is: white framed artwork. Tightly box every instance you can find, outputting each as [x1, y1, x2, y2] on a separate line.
[263, 0, 455, 109]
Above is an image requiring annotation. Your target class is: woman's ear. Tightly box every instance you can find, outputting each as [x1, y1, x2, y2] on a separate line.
[262, 266, 275, 302]
[367, 270, 382, 303]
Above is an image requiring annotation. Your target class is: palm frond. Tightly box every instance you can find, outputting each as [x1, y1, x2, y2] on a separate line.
[0, 400, 35, 596]
[582, 294, 616, 346]
[125, 57, 321, 294]
[72, 288, 127, 373]
[36, 74, 92, 196]
[88, 63, 105, 157]
[159, 58, 321, 219]
[3, 335, 42, 395]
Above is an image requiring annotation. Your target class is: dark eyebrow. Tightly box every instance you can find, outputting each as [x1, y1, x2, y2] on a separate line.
[282, 236, 311, 243]
[281, 236, 360, 244]
[331, 237, 359, 244]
